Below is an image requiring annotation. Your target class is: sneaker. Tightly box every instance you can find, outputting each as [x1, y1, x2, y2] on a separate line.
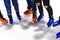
[24, 10, 32, 15]
[37, 12, 44, 22]
[32, 17, 37, 23]
[32, 11, 37, 23]
[47, 17, 54, 27]
[0, 17, 8, 24]
[56, 32, 60, 38]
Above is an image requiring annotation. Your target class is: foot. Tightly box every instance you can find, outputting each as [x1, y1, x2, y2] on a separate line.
[53, 20, 60, 26]
[53, 17, 60, 26]
[24, 10, 32, 15]
[17, 15, 21, 21]
[37, 12, 44, 22]
[9, 19, 13, 25]
[56, 32, 60, 38]
[32, 17, 37, 23]
[47, 17, 54, 27]
[0, 18, 8, 24]
[8, 15, 13, 24]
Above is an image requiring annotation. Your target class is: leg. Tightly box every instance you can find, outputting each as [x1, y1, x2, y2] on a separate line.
[12, 0, 21, 21]
[43, 0, 54, 27]
[27, 0, 32, 10]
[4, 0, 13, 24]
[24, 0, 32, 15]
[35, 0, 44, 22]
[31, 0, 37, 23]
[0, 10, 8, 24]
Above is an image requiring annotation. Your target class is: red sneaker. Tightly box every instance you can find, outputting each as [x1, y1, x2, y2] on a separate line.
[24, 10, 32, 15]
[32, 18, 37, 23]
[0, 18, 8, 24]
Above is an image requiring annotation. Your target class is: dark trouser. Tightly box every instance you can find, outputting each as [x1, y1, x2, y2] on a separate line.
[35, 0, 53, 18]
[26, 0, 36, 10]
[4, 0, 19, 15]
[26, 0, 32, 10]
[31, 0, 37, 18]
[0, 11, 3, 18]
[35, 0, 43, 14]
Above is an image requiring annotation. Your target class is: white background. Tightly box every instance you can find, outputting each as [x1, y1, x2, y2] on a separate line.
[0, 0, 60, 40]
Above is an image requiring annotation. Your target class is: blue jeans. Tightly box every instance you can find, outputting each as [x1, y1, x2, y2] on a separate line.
[26, 0, 37, 11]
[4, 0, 19, 15]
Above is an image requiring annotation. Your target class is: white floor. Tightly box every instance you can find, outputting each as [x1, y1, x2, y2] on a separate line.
[0, 0, 60, 40]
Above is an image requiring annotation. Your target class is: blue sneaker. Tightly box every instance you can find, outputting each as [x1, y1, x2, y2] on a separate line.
[47, 17, 54, 27]
[9, 20, 13, 24]
[56, 32, 60, 38]
[53, 17, 60, 26]
[17, 15, 21, 21]
[16, 12, 21, 21]
[53, 20, 60, 26]
[37, 12, 44, 22]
